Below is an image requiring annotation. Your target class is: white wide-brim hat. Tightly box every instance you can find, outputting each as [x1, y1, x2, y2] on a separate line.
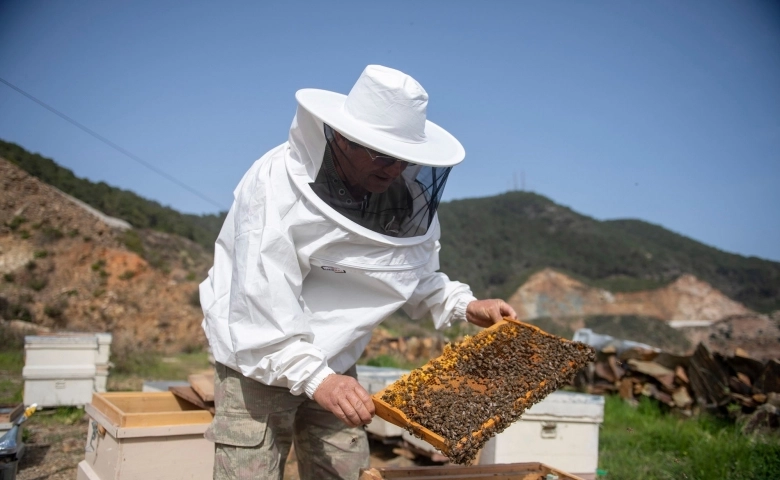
[295, 65, 465, 167]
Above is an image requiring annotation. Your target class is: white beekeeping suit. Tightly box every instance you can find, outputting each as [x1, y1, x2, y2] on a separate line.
[199, 65, 476, 398]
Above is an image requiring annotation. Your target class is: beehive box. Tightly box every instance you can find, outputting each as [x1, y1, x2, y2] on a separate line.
[23, 364, 96, 408]
[360, 462, 585, 479]
[23, 333, 112, 407]
[24, 334, 98, 367]
[375, 319, 595, 464]
[478, 391, 604, 480]
[77, 392, 214, 480]
[357, 365, 411, 438]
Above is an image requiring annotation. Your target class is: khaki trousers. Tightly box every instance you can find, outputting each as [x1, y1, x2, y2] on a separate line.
[206, 362, 369, 480]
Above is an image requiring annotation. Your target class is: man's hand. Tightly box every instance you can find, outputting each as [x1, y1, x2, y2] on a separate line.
[312, 374, 375, 427]
[466, 299, 517, 328]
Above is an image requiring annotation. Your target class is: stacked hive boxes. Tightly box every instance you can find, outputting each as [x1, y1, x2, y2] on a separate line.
[23, 333, 112, 408]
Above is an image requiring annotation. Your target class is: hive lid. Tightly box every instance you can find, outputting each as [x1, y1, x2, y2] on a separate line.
[24, 334, 98, 347]
[22, 364, 97, 379]
[521, 390, 605, 421]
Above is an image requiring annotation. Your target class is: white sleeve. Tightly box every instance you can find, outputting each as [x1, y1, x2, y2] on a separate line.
[227, 163, 334, 398]
[402, 240, 477, 330]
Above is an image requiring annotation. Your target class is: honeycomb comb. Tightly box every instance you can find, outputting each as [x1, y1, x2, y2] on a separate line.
[372, 318, 596, 465]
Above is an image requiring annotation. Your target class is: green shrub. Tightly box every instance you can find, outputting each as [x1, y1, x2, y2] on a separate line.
[44, 303, 64, 319]
[119, 270, 136, 281]
[33, 250, 48, 258]
[6, 216, 26, 230]
[123, 230, 145, 256]
[27, 277, 47, 291]
[3, 273, 14, 283]
[42, 226, 64, 242]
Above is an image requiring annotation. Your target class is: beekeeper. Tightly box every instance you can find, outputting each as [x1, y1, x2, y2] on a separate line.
[199, 64, 517, 480]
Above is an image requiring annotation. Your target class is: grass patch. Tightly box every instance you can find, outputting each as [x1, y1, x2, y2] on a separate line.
[599, 395, 780, 479]
[0, 377, 23, 405]
[122, 230, 145, 256]
[108, 350, 211, 391]
[30, 406, 84, 426]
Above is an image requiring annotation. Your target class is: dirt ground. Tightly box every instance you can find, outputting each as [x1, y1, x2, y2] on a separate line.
[13, 414, 421, 480]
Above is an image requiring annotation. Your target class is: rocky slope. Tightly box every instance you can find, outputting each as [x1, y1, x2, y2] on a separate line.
[508, 268, 754, 322]
[508, 268, 778, 360]
[0, 158, 210, 353]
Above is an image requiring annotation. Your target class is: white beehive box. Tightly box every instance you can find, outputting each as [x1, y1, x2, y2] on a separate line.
[23, 365, 97, 407]
[478, 391, 604, 480]
[94, 333, 113, 366]
[77, 392, 214, 480]
[357, 365, 410, 438]
[23, 335, 99, 407]
[24, 334, 98, 367]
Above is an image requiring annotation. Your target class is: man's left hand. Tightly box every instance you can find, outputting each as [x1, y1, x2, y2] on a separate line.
[466, 299, 517, 328]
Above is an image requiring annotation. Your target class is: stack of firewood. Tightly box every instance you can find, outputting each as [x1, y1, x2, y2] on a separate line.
[574, 342, 780, 417]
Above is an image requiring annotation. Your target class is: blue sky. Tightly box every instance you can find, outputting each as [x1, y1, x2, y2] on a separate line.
[1, 1, 779, 261]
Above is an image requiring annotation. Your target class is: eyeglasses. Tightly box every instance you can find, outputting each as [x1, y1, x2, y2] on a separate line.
[348, 140, 408, 168]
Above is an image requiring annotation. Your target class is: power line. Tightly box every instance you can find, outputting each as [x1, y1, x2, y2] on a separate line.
[0, 76, 228, 210]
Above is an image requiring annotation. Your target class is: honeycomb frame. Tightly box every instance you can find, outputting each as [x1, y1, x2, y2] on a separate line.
[376, 319, 596, 464]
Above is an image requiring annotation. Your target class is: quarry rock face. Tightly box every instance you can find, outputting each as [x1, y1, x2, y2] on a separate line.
[508, 268, 753, 323]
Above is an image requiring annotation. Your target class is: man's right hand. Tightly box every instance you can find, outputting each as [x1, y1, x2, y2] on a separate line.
[312, 374, 375, 427]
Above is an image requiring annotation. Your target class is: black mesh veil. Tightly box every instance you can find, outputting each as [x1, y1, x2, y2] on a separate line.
[308, 124, 451, 238]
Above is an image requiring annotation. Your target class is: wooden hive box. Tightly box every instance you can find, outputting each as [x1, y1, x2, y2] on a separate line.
[360, 462, 585, 479]
[77, 392, 214, 480]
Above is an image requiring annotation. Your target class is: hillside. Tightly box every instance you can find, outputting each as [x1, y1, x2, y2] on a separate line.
[508, 269, 780, 360]
[0, 139, 226, 250]
[510, 269, 753, 322]
[436, 192, 780, 313]
[0, 158, 211, 354]
[3, 139, 780, 314]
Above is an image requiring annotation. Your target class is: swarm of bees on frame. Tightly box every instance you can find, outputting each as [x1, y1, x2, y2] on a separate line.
[381, 321, 596, 465]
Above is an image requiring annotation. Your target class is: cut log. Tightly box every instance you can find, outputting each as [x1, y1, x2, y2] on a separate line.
[688, 343, 730, 409]
[608, 355, 625, 381]
[672, 387, 693, 408]
[755, 360, 780, 394]
[675, 365, 689, 384]
[619, 378, 634, 401]
[595, 361, 617, 383]
[729, 376, 752, 397]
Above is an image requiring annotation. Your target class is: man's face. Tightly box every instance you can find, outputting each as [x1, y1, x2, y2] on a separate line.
[333, 133, 409, 194]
